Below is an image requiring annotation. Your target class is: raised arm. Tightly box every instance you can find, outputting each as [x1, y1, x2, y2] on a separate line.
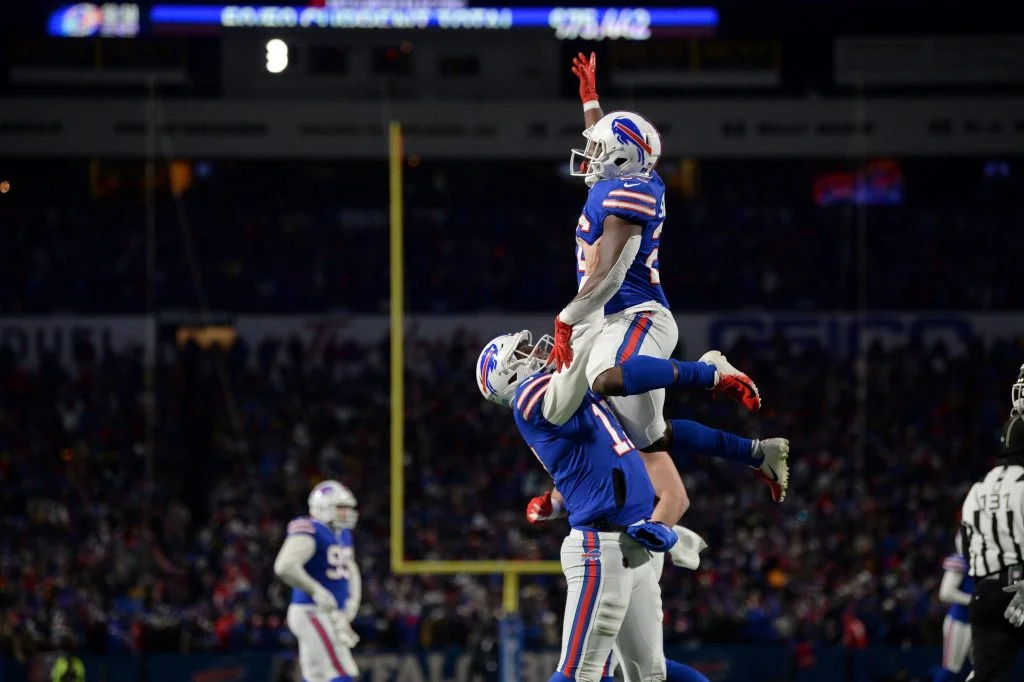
[572, 52, 604, 129]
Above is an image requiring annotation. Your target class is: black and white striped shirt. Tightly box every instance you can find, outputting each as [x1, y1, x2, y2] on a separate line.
[962, 464, 1024, 578]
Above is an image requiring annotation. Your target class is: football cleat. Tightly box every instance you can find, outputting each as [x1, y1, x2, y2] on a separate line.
[752, 438, 789, 503]
[699, 350, 761, 412]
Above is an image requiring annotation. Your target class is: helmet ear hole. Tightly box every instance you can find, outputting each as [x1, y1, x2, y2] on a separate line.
[614, 157, 628, 167]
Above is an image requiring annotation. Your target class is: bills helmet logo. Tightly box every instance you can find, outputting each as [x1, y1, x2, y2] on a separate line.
[611, 117, 653, 166]
[477, 343, 499, 396]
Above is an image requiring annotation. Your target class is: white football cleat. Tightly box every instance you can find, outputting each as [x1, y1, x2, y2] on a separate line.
[698, 350, 761, 411]
[752, 438, 789, 502]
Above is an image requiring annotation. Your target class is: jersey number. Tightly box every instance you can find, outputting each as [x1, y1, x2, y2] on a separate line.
[325, 545, 353, 580]
[646, 198, 666, 285]
[576, 214, 592, 274]
[591, 401, 635, 456]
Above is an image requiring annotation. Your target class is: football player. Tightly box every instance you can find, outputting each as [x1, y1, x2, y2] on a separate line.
[547, 52, 788, 503]
[274, 481, 361, 682]
[476, 330, 786, 682]
[935, 525, 973, 682]
[528, 492, 711, 682]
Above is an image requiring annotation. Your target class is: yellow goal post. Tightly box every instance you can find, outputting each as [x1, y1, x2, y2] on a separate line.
[386, 121, 561, 618]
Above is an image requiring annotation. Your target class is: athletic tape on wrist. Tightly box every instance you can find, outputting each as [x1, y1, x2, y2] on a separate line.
[583, 100, 601, 112]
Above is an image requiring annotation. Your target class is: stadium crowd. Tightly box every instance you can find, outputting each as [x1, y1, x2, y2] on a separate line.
[1, 327, 1020, 660]
[1, 159, 1021, 315]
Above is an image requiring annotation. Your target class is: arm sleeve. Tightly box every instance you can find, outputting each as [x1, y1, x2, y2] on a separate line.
[938, 568, 972, 606]
[558, 235, 641, 326]
[273, 534, 320, 595]
[540, 322, 601, 426]
[343, 558, 361, 620]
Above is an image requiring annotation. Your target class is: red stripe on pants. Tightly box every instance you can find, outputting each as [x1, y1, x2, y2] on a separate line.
[617, 314, 652, 364]
[562, 532, 598, 676]
[309, 613, 348, 677]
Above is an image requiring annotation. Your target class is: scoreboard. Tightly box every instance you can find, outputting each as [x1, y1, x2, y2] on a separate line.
[46, 1, 717, 40]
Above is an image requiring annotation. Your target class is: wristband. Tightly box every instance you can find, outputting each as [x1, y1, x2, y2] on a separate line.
[583, 100, 601, 112]
[550, 495, 564, 517]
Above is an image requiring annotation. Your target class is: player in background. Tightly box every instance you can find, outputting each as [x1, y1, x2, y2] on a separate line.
[476, 328, 787, 682]
[549, 52, 788, 503]
[935, 525, 973, 682]
[274, 481, 361, 682]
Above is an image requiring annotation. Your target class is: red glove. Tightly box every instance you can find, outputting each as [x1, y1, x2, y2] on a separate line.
[526, 491, 563, 524]
[571, 52, 598, 105]
[547, 317, 574, 372]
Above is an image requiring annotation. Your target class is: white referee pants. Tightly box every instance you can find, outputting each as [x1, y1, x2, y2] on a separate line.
[556, 530, 666, 682]
[286, 604, 359, 682]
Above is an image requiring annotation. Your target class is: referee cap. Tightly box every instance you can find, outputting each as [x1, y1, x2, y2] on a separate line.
[1000, 412, 1024, 456]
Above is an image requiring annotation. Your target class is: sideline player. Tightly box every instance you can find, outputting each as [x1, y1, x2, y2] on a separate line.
[274, 481, 362, 682]
[476, 329, 785, 682]
[549, 52, 788, 502]
[935, 525, 973, 682]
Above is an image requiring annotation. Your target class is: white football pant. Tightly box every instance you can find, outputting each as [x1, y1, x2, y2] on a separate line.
[573, 303, 678, 449]
[941, 615, 971, 674]
[556, 530, 666, 682]
[286, 604, 359, 682]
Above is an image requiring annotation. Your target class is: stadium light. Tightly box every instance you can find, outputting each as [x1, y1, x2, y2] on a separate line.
[266, 38, 289, 73]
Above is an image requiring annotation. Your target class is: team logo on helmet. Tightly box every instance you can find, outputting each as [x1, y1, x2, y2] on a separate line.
[478, 343, 499, 395]
[611, 117, 653, 165]
[315, 484, 335, 495]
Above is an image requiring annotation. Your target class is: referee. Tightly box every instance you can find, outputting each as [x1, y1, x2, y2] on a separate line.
[963, 412, 1024, 681]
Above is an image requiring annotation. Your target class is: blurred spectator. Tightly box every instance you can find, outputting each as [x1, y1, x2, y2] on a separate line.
[1, 326, 1020, 655]
[0, 159, 1021, 315]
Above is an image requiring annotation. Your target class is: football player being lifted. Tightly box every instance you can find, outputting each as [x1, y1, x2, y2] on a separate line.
[548, 52, 789, 502]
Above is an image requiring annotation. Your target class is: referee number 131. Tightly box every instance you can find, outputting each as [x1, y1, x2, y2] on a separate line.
[983, 492, 1010, 511]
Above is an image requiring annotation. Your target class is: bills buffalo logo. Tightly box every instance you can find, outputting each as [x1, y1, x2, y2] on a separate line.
[582, 548, 602, 562]
[478, 343, 499, 394]
[611, 117, 652, 165]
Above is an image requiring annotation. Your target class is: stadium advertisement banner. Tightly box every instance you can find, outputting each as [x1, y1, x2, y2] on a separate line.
[0, 312, 1020, 369]
[16, 646, 1019, 682]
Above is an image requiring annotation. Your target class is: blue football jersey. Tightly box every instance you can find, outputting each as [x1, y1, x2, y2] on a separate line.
[944, 528, 973, 622]
[575, 171, 669, 316]
[512, 372, 655, 530]
[286, 517, 355, 607]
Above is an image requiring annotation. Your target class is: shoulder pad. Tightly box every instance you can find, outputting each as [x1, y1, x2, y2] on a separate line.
[943, 554, 968, 572]
[593, 178, 659, 220]
[513, 373, 554, 425]
[286, 517, 317, 536]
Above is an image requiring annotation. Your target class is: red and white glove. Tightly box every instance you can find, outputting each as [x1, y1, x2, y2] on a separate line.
[546, 317, 574, 372]
[571, 52, 599, 107]
[526, 491, 564, 524]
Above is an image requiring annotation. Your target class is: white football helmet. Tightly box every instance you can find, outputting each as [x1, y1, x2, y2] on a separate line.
[308, 480, 358, 530]
[1013, 363, 1024, 416]
[570, 111, 661, 185]
[475, 330, 553, 407]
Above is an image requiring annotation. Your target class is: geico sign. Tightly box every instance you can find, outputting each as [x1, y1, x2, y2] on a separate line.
[707, 314, 975, 358]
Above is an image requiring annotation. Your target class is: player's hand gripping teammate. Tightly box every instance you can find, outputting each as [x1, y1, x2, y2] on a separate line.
[547, 52, 788, 501]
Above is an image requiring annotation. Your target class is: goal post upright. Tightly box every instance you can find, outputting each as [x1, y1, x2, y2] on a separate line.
[388, 120, 560, 682]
